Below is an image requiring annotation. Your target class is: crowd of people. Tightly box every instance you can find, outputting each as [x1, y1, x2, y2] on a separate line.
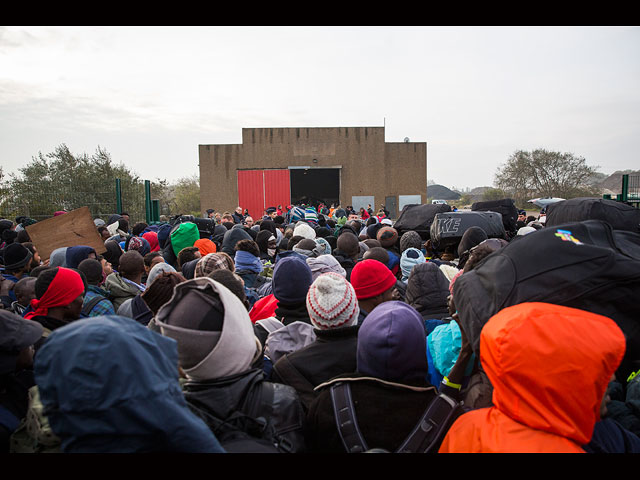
[0, 201, 639, 453]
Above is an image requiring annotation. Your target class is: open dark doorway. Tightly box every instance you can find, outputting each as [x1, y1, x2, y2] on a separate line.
[290, 168, 340, 209]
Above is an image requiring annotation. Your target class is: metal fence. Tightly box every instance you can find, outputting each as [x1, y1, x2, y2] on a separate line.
[0, 180, 149, 224]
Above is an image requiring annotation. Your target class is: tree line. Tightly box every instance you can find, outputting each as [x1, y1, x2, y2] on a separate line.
[0, 144, 202, 223]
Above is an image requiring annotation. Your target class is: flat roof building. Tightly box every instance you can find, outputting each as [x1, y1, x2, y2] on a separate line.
[199, 126, 427, 219]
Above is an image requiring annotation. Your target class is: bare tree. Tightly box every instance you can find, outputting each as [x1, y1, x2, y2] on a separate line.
[495, 149, 600, 208]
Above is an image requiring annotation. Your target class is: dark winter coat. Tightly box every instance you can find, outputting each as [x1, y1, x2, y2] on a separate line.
[183, 368, 307, 453]
[304, 373, 438, 453]
[271, 325, 359, 411]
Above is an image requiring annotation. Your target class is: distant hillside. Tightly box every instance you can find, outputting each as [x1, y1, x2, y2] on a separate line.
[597, 170, 640, 194]
[426, 184, 461, 200]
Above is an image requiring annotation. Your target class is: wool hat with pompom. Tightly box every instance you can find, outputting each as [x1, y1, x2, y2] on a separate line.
[306, 272, 360, 330]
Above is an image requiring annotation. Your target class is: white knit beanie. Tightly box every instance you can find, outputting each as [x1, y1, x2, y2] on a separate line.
[293, 222, 316, 240]
[306, 272, 360, 330]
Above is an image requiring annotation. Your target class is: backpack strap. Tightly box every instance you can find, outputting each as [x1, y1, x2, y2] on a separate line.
[395, 392, 462, 453]
[82, 295, 107, 317]
[330, 382, 369, 453]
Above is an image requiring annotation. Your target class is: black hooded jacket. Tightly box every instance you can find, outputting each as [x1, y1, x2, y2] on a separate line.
[405, 262, 451, 321]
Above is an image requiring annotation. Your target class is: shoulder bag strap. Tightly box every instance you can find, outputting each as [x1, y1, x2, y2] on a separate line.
[330, 382, 369, 453]
[395, 392, 461, 453]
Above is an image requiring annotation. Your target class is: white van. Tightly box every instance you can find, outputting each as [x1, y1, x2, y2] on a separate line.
[431, 199, 448, 205]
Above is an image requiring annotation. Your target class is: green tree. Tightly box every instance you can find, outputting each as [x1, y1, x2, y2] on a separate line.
[494, 149, 600, 208]
[170, 175, 201, 217]
[3, 144, 155, 223]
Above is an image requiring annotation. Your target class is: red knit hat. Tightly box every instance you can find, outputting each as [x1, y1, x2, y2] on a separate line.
[350, 259, 397, 300]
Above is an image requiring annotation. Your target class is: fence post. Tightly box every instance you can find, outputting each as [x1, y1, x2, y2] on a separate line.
[144, 180, 152, 223]
[152, 199, 160, 222]
[115, 179, 122, 214]
[621, 174, 629, 203]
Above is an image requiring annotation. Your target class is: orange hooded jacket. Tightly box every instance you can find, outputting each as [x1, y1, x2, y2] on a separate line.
[439, 302, 626, 453]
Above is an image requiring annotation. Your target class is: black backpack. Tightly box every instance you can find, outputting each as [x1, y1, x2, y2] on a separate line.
[186, 382, 295, 453]
[453, 219, 640, 382]
[330, 382, 463, 453]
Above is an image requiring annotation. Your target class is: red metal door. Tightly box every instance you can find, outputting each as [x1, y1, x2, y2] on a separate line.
[237, 170, 264, 220]
[264, 169, 291, 213]
[237, 169, 290, 219]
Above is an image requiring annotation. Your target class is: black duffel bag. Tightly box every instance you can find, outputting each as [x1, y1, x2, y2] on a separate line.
[453, 219, 640, 381]
[546, 197, 640, 233]
[429, 211, 505, 251]
[393, 204, 451, 240]
[471, 198, 519, 235]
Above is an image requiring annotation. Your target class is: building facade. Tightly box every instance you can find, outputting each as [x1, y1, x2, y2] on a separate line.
[198, 126, 427, 219]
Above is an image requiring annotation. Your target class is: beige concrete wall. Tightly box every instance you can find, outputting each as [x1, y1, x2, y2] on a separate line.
[199, 127, 426, 216]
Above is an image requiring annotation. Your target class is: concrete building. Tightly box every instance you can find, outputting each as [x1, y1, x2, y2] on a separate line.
[198, 126, 427, 219]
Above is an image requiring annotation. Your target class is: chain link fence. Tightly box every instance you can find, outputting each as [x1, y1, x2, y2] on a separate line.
[0, 181, 148, 225]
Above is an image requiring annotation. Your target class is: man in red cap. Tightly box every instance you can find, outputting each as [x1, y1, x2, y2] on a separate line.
[350, 259, 397, 326]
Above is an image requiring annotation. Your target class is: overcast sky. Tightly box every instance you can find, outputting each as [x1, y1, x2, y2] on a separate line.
[1, 26, 639, 192]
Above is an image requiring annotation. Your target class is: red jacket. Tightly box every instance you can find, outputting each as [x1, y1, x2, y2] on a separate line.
[439, 302, 626, 453]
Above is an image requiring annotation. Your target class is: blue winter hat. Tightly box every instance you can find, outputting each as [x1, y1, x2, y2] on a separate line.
[357, 301, 428, 383]
[65, 245, 97, 270]
[272, 255, 313, 304]
[157, 223, 172, 249]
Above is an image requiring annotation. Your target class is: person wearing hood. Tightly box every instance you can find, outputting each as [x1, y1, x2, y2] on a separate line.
[306, 254, 346, 282]
[293, 238, 325, 259]
[24, 267, 86, 349]
[32, 315, 224, 453]
[293, 222, 316, 241]
[399, 247, 426, 284]
[155, 277, 306, 452]
[271, 273, 360, 412]
[221, 226, 252, 257]
[234, 239, 271, 304]
[102, 240, 123, 272]
[104, 251, 146, 312]
[304, 301, 439, 453]
[456, 227, 488, 271]
[439, 303, 628, 453]
[64, 245, 98, 270]
[405, 261, 451, 329]
[142, 231, 160, 253]
[255, 230, 278, 264]
[0, 310, 43, 452]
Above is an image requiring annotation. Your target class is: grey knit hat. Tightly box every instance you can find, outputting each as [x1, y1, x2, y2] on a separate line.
[400, 230, 423, 253]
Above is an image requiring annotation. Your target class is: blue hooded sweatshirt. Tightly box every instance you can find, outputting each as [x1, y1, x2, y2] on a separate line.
[33, 315, 225, 453]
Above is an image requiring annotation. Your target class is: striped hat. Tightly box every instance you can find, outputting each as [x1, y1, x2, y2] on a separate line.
[306, 272, 360, 330]
[305, 207, 319, 223]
